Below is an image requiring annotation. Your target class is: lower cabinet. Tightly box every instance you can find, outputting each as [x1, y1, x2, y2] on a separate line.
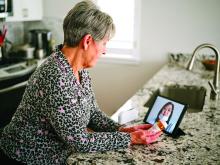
[0, 82, 26, 128]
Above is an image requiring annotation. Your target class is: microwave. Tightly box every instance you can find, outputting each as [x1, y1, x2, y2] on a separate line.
[0, 0, 13, 18]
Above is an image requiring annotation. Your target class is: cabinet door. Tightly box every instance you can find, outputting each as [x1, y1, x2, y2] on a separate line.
[6, 0, 43, 22]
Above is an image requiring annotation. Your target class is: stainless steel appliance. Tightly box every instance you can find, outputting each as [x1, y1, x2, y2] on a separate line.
[0, 0, 13, 18]
[29, 29, 52, 59]
[0, 61, 37, 128]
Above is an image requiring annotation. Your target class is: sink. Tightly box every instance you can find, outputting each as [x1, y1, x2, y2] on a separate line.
[144, 85, 207, 113]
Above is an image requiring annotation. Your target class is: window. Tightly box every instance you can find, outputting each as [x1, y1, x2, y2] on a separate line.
[96, 0, 141, 64]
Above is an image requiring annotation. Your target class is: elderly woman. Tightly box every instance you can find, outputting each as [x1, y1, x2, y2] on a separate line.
[0, 0, 162, 164]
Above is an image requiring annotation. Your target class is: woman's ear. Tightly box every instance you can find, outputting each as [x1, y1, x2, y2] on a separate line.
[82, 34, 93, 50]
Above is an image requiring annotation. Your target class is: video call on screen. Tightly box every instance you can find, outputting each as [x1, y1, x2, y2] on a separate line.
[145, 96, 185, 134]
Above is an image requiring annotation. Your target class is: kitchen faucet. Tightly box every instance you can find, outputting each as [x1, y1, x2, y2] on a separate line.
[186, 43, 220, 100]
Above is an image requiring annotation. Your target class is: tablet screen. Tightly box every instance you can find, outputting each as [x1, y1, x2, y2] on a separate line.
[143, 95, 188, 135]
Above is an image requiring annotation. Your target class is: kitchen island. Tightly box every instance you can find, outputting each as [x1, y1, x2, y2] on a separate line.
[67, 55, 220, 165]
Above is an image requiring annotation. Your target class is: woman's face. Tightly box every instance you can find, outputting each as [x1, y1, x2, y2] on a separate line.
[84, 36, 108, 68]
[161, 104, 173, 117]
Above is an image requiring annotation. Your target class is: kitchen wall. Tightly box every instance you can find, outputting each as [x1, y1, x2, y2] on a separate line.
[22, 0, 220, 115]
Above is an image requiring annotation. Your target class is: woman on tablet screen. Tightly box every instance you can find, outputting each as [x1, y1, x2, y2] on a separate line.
[156, 102, 174, 132]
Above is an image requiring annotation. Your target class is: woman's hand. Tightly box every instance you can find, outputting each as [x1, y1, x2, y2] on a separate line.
[119, 124, 163, 145]
[130, 130, 162, 145]
[119, 124, 153, 133]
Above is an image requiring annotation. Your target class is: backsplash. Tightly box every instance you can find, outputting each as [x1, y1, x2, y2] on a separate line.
[0, 17, 63, 48]
[24, 17, 63, 46]
[0, 21, 24, 46]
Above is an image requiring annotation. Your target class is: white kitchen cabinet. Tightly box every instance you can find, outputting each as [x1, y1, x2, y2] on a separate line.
[6, 0, 43, 22]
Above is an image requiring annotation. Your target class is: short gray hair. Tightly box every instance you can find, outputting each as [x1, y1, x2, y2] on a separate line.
[63, 0, 115, 47]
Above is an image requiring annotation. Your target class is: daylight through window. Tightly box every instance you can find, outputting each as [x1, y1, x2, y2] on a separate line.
[96, 0, 141, 64]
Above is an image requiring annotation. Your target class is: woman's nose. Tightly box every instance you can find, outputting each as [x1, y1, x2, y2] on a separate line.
[163, 110, 168, 115]
[102, 47, 107, 55]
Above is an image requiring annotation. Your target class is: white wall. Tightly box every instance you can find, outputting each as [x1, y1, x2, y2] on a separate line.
[42, 0, 220, 116]
[141, 0, 220, 60]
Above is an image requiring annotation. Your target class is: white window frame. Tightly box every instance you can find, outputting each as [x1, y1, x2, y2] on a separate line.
[96, 0, 141, 65]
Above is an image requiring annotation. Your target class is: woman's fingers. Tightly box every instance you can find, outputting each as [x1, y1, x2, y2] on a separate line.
[119, 124, 153, 133]
[145, 131, 163, 144]
[136, 124, 153, 130]
[130, 130, 163, 145]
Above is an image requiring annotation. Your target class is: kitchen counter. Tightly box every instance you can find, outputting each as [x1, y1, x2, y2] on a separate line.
[67, 55, 220, 165]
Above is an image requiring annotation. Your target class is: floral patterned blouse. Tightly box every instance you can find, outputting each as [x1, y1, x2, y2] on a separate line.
[0, 45, 131, 165]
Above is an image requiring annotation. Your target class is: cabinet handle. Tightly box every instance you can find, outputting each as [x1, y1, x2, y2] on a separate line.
[22, 8, 28, 17]
[5, 0, 8, 12]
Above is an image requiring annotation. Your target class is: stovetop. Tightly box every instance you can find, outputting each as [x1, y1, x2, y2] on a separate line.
[0, 58, 25, 69]
[0, 60, 38, 81]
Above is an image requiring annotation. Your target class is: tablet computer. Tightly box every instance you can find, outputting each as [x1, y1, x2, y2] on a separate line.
[143, 95, 188, 137]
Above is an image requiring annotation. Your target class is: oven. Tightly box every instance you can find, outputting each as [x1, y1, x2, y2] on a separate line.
[0, 61, 37, 128]
[0, 0, 13, 18]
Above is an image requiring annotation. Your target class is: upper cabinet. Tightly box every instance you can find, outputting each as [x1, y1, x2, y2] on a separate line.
[6, 0, 43, 22]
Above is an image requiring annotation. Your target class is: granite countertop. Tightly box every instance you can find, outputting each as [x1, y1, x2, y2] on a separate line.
[67, 55, 220, 165]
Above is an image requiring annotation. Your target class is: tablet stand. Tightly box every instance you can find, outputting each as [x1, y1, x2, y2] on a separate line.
[172, 128, 185, 138]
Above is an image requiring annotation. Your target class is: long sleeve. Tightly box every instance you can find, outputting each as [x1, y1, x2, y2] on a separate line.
[45, 63, 131, 153]
[82, 71, 123, 132]
[87, 91, 121, 132]
[47, 79, 130, 152]
[0, 47, 130, 165]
